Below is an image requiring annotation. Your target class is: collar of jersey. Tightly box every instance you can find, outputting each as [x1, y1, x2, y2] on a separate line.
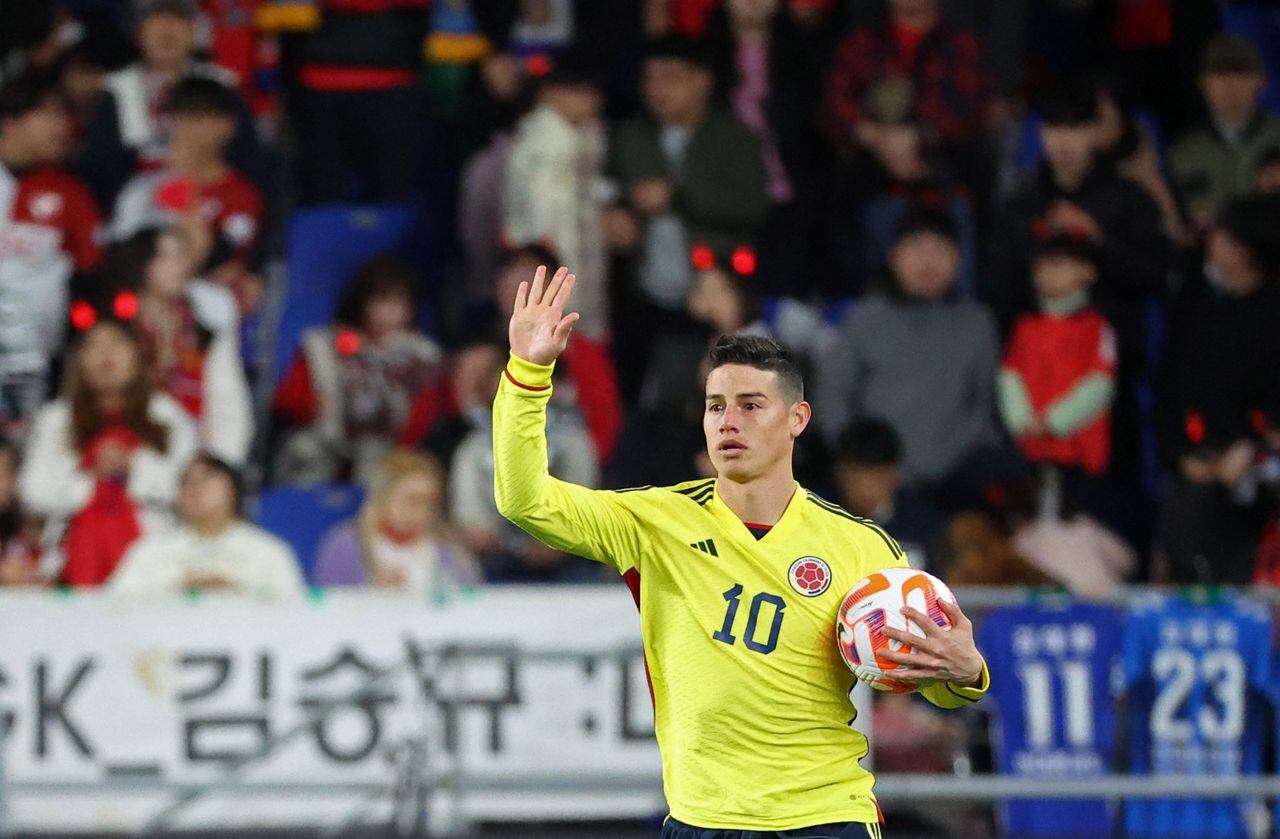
[706, 480, 806, 548]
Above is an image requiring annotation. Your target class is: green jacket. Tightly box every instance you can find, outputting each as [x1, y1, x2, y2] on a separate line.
[609, 110, 769, 247]
[1169, 112, 1280, 218]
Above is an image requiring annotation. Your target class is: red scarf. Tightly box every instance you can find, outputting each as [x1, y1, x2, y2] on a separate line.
[63, 424, 144, 586]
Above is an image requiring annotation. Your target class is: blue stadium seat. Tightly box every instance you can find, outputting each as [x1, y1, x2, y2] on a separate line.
[253, 484, 365, 582]
[273, 203, 419, 384]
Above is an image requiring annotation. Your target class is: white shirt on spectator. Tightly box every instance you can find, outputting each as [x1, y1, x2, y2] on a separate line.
[19, 393, 198, 528]
[109, 521, 305, 599]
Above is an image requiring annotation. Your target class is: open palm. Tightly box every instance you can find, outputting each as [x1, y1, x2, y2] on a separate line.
[509, 265, 579, 366]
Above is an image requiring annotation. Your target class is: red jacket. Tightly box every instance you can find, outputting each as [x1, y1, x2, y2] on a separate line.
[1003, 308, 1116, 475]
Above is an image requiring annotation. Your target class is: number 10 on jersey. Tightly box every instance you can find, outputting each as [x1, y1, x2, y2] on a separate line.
[713, 584, 786, 655]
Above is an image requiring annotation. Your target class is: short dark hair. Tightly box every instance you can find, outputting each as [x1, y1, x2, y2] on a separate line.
[0, 73, 60, 124]
[186, 453, 246, 517]
[1037, 80, 1099, 127]
[1202, 34, 1264, 76]
[706, 334, 804, 403]
[167, 76, 241, 119]
[835, 419, 901, 467]
[1033, 231, 1100, 270]
[645, 36, 714, 72]
[334, 254, 418, 329]
[1217, 194, 1280, 282]
[541, 48, 605, 90]
[892, 206, 959, 245]
[501, 242, 561, 271]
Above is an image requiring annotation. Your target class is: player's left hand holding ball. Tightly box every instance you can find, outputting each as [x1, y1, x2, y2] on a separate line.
[880, 598, 985, 687]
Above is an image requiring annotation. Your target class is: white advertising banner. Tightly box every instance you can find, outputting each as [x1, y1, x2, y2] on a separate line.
[0, 586, 664, 833]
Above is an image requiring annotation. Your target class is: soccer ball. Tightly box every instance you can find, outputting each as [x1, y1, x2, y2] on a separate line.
[835, 567, 957, 693]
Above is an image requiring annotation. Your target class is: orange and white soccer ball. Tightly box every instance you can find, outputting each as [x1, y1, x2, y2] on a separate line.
[835, 567, 958, 693]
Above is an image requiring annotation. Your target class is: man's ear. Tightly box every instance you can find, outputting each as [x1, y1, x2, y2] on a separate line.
[791, 401, 812, 438]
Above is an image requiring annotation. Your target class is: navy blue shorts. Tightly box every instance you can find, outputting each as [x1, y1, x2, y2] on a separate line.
[661, 816, 883, 839]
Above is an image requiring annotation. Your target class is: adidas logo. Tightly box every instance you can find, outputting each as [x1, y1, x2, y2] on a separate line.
[690, 539, 719, 556]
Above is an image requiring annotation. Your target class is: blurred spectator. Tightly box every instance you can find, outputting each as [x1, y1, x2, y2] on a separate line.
[0, 73, 102, 439]
[990, 82, 1172, 326]
[273, 255, 447, 486]
[1170, 35, 1280, 233]
[280, 0, 429, 204]
[1093, 80, 1184, 242]
[99, 227, 252, 465]
[820, 0, 988, 181]
[942, 510, 1047, 588]
[1157, 195, 1280, 583]
[0, 440, 48, 586]
[943, 467, 1134, 593]
[817, 210, 1002, 509]
[998, 235, 1116, 480]
[77, 0, 262, 209]
[847, 76, 977, 294]
[313, 450, 480, 592]
[504, 53, 610, 337]
[20, 319, 198, 586]
[54, 28, 137, 145]
[448, 340, 601, 582]
[109, 453, 304, 597]
[608, 37, 768, 312]
[492, 246, 622, 464]
[637, 257, 766, 483]
[992, 82, 1172, 481]
[709, 0, 840, 296]
[110, 76, 264, 269]
[686, 259, 767, 339]
[831, 418, 943, 571]
[458, 129, 516, 313]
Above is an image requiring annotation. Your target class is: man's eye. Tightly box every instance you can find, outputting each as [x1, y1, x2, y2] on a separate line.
[745, 403, 758, 410]
[709, 404, 723, 412]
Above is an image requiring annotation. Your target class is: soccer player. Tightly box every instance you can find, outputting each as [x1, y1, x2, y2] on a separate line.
[494, 266, 990, 836]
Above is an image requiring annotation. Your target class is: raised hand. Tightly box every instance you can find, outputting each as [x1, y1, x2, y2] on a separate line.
[509, 265, 579, 366]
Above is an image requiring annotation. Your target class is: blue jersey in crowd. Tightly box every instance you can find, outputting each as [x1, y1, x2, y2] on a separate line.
[1122, 595, 1271, 838]
[979, 601, 1122, 838]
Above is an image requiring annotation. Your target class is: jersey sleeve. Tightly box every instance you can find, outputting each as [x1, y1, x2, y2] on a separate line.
[493, 352, 643, 574]
[921, 660, 991, 709]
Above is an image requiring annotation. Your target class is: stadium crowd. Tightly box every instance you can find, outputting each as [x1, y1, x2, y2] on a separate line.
[0, 0, 1279, 598]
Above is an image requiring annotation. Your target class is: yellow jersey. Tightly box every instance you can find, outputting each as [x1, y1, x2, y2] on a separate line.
[493, 353, 989, 830]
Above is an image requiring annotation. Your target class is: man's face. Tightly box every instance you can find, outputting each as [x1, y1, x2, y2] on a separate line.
[1, 95, 71, 163]
[642, 57, 711, 125]
[1040, 123, 1097, 177]
[138, 11, 195, 70]
[169, 111, 236, 158]
[1202, 71, 1265, 125]
[889, 232, 959, 300]
[704, 363, 809, 482]
[834, 461, 900, 518]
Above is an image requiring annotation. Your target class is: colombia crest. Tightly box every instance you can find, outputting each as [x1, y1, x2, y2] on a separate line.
[788, 556, 831, 597]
